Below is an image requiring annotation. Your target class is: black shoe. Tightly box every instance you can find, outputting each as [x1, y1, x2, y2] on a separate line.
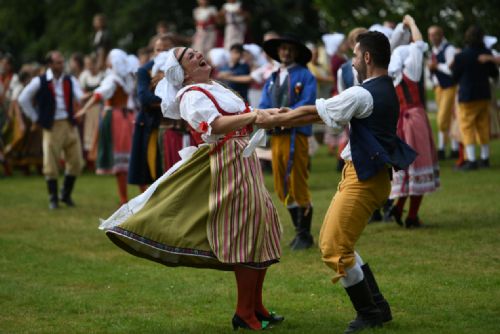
[287, 207, 299, 247]
[60, 175, 77, 207]
[369, 209, 383, 223]
[291, 206, 314, 250]
[382, 199, 394, 222]
[450, 150, 459, 159]
[361, 264, 392, 323]
[232, 314, 268, 331]
[388, 206, 403, 226]
[404, 216, 423, 228]
[49, 199, 59, 210]
[344, 279, 383, 333]
[47, 179, 59, 210]
[437, 149, 446, 160]
[290, 234, 313, 250]
[478, 159, 490, 169]
[256, 310, 284, 324]
[458, 160, 478, 171]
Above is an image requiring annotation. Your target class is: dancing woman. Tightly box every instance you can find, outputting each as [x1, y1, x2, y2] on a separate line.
[76, 49, 136, 205]
[99, 47, 283, 330]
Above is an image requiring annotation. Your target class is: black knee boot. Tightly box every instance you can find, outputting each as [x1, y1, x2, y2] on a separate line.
[291, 206, 313, 250]
[344, 278, 383, 333]
[287, 207, 300, 247]
[60, 175, 76, 206]
[361, 263, 392, 322]
[47, 179, 59, 210]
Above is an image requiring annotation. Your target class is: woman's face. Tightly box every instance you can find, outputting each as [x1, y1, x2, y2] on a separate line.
[176, 48, 212, 83]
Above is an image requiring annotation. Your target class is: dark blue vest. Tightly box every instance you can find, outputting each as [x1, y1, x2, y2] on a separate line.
[340, 59, 354, 89]
[35, 74, 75, 129]
[433, 43, 455, 88]
[350, 76, 416, 181]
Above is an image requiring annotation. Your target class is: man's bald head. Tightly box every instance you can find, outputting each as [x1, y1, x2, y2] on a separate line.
[428, 25, 444, 47]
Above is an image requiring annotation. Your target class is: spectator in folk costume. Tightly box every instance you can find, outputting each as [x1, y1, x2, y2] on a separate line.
[76, 49, 136, 205]
[427, 25, 460, 160]
[128, 34, 173, 192]
[79, 54, 104, 171]
[452, 26, 499, 170]
[329, 29, 368, 172]
[91, 14, 112, 72]
[0, 53, 17, 176]
[192, 0, 218, 56]
[220, 0, 248, 50]
[218, 43, 250, 102]
[255, 31, 416, 333]
[216, 31, 280, 108]
[307, 42, 333, 99]
[386, 15, 440, 228]
[322, 32, 349, 96]
[4, 67, 43, 175]
[259, 35, 317, 250]
[479, 36, 500, 140]
[99, 47, 284, 331]
[19, 51, 84, 209]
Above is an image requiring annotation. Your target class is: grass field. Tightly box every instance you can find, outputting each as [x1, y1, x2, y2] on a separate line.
[1, 114, 500, 334]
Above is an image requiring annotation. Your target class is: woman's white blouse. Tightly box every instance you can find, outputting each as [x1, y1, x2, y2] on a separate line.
[389, 41, 428, 86]
[177, 81, 247, 143]
[95, 72, 135, 100]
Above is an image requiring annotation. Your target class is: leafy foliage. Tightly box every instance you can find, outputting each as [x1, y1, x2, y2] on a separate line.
[0, 0, 498, 64]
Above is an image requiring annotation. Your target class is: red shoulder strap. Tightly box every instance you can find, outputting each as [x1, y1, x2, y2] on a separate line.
[179, 86, 231, 116]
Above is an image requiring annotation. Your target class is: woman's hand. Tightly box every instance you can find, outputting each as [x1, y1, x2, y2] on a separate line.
[74, 108, 87, 119]
[150, 72, 165, 89]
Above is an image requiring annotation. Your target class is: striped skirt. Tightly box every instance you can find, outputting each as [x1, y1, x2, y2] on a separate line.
[103, 137, 282, 270]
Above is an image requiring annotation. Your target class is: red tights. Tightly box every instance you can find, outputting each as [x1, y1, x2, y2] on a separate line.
[234, 266, 269, 330]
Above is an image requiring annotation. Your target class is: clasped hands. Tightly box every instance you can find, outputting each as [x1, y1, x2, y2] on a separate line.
[254, 107, 291, 129]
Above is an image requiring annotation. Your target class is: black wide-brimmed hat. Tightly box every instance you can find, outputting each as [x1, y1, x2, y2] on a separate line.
[262, 34, 312, 66]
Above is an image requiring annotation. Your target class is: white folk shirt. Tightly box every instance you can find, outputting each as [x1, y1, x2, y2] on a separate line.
[431, 39, 457, 86]
[315, 80, 375, 161]
[193, 6, 217, 24]
[177, 81, 247, 143]
[94, 70, 135, 101]
[389, 41, 428, 86]
[250, 60, 280, 85]
[18, 69, 83, 123]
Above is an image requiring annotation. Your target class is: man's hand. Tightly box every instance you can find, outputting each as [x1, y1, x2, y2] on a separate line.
[255, 109, 277, 129]
[74, 108, 86, 119]
[478, 54, 494, 64]
[30, 123, 40, 132]
[216, 71, 231, 80]
[427, 59, 438, 71]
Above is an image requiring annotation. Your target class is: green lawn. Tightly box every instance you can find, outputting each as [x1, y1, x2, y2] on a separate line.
[1, 114, 500, 333]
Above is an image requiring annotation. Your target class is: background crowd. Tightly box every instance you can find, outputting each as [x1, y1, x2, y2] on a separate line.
[0, 0, 498, 216]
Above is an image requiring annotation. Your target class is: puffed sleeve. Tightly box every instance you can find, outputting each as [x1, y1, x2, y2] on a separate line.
[94, 75, 117, 101]
[403, 41, 427, 82]
[179, 90, 221, 135]
[315, 86, 373, 134]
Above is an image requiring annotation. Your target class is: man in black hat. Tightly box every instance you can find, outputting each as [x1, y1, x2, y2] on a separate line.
[259, 35, 317, 250]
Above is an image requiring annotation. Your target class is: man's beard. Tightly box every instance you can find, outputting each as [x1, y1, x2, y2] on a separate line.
[356, 61, 367, 83]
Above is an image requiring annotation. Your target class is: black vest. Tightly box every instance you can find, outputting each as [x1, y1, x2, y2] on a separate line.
[35, 74, 75, 129]
[433, 43, 455, 88]
[350, 76, 416, 180]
